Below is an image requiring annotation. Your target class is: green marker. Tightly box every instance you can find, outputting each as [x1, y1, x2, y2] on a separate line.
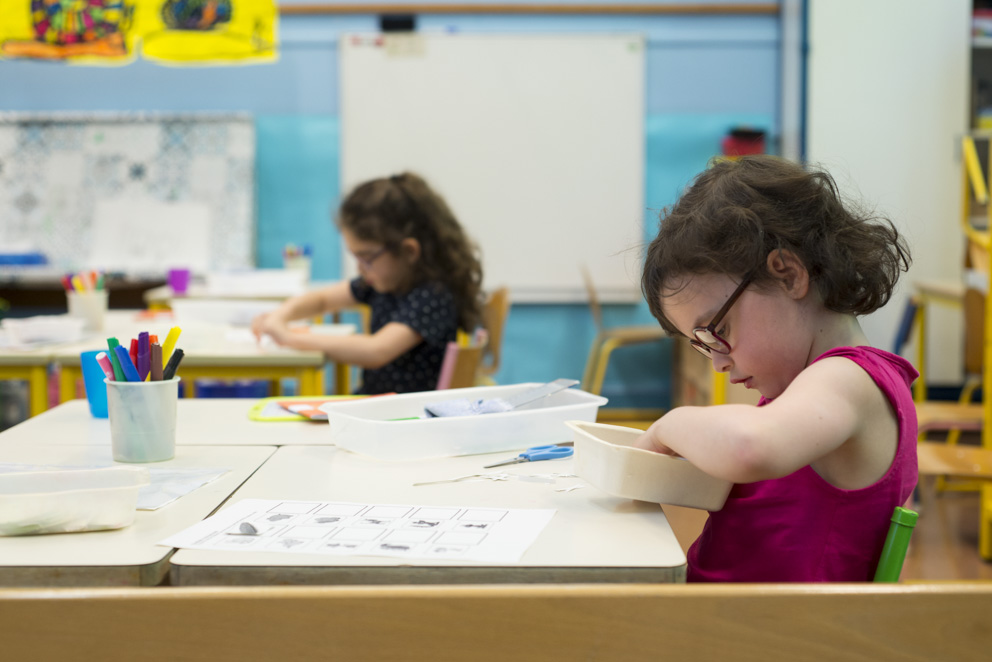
[106, 337, 125, 381]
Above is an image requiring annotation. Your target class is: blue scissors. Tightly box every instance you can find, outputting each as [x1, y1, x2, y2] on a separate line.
[483, 444, 574, 468]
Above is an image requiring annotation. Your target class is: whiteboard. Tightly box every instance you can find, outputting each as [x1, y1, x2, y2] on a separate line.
[340, 34, 645, 303]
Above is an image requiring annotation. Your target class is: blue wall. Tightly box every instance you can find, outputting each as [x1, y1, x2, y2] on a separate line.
[0, 4, 780, 408]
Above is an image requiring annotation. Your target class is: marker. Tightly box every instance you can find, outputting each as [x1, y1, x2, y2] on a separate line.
[71, 274, 86, 292]
[95, 352, 116, 381]
[162, 348, 184, 381]
[137, 331, 150, 381]
[150, 343, 163, 381]
[161, 327, 182, 370]
[129, 338, 138, 367]
[113, 345, 141, 382]
[106, 337, 125, 381]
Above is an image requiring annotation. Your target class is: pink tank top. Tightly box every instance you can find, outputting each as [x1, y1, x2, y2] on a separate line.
[686, 346, 919, 582]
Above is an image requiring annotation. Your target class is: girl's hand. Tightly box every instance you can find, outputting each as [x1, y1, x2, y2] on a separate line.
[633, 423, 681, 457]
[250, 312, 270, 342]
[252, 313, 291, 346]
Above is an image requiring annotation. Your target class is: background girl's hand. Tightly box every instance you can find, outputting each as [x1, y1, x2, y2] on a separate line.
[250, 312, 270, 342]
[252, 313, 291, 346]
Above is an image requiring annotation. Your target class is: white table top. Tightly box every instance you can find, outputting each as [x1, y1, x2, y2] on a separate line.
[51, 311, 352, 367]
[143, 281, 336, 304]
[1, 399, 332, 447]
[0, 444, 275, 587]
[170, 445, 686, 585]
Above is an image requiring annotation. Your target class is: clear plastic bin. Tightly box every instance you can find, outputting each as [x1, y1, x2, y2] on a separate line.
[0, 466, 150, 536]
[320, 383, 608, 461]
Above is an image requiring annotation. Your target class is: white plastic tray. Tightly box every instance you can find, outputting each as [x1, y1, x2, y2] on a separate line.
[320, 383, 608, 460]
[0, 466, 150, 536]
[568, 420, 733, 510]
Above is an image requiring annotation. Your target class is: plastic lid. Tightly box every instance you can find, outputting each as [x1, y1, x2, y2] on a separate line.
[891, 507, 918, 527]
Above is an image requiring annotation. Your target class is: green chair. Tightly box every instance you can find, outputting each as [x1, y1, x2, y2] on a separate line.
[873, 506, 919, 582]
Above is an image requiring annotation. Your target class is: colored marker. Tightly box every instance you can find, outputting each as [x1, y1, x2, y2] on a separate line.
[95, 352, 116, 381]
[129, 338, 138, 366]
[162, 348, 184, 381]
[71, 274, 86, 292]
[137, 331, 150, 381]
[113, 345, 141, 382]
[161, 327, 181, 369]
[106, 337, 125, 381]
[150, 343, 163, 381]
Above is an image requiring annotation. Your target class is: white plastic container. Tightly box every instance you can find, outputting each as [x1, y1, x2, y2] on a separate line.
[0, 466, 150, 536]
[567, 420, 733, 510]
[320, 383, 608, 460]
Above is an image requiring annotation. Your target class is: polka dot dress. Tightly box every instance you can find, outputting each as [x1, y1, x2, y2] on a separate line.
[349, 278, 458, 394]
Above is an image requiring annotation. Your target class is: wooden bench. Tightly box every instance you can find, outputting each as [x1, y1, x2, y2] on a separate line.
[2, 583, 990, 661]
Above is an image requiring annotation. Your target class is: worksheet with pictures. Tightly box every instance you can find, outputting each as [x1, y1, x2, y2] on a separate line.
[160, 499, 556, 563]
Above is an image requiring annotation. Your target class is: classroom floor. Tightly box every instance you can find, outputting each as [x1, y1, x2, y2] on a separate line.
[599, 413, 992, 581]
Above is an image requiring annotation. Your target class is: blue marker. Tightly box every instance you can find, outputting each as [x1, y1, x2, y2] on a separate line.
[113, 344, 141, 382]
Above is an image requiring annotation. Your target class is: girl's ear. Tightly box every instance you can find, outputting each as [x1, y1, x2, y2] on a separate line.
[765, 249, 810, 299]
[399, 237, 421, 264]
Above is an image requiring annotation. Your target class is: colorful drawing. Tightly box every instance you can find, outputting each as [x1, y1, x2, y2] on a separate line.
[0, 0, 135, 62]
[140, 0, 277, 65]
[0, 0, 276, 64]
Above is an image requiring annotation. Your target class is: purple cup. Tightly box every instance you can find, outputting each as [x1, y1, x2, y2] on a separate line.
[167, 268, 191, 295]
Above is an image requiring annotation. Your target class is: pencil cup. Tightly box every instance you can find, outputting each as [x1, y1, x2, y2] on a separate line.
[80, 350, 109, 418]
[167, 268, 191, 295]
[106, 377, 180, 463]
[283, 255, 311, 282]
[67, 290, 108, 332]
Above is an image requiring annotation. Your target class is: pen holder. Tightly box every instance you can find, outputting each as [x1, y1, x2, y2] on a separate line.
[283, 255, 312, 282]
[106, 377, 180, 463]
[80, 350, 109, 418]
[67, 290, 109, 332]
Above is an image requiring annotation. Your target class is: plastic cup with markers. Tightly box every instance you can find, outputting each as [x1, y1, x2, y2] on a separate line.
[104, 326, 185, 463]
[283, 244, 312, 282]
[64, 271, 108, 333]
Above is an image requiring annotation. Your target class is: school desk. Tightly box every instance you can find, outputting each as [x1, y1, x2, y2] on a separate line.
[53, 312, 356, 400]
[142, 285, 370, 390]
[2, 399, 332, 448]
[0, 345, 52, 417]
[0, 443, 275, 587]
[169, 445, 687, 586]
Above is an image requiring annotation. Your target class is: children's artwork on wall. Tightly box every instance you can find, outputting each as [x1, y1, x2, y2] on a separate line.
[141, 0, 277, 65]
[0, 112, 255, 273]
[0, 0, 276, 65]
[0, 0, 137, 64]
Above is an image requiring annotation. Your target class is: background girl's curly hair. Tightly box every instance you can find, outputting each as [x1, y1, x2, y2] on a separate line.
[641, 155, 912, 335]
[338, 172, 484, 331]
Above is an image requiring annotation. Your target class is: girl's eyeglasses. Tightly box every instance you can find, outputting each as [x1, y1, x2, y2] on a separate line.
[689, 271, 755, 356]
[354, 247, 388, 270]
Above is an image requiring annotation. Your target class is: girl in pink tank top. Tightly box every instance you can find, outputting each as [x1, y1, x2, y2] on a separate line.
[636, 156, 918, 582]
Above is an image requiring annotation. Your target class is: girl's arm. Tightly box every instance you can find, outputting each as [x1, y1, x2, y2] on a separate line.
[251, 282, 357, 341]
[634, 357, 876, 484]
[267, 321, 422, 369]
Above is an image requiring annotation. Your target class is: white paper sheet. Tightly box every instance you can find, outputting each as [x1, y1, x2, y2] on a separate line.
[159, 498, 555, 563]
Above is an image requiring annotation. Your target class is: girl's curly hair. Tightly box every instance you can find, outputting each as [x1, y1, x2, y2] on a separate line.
[641, 155, 911, 335]
[338, 172, 484, 331]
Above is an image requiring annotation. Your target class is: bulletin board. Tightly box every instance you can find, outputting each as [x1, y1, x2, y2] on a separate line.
[340, 34, 645, 303]
[0, 112, 255, 273]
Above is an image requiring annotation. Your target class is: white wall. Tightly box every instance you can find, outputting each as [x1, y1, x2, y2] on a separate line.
[806, 0, 971, 383]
